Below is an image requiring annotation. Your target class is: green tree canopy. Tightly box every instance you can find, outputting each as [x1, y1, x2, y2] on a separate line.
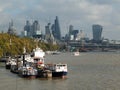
[0, 33, 59, 57]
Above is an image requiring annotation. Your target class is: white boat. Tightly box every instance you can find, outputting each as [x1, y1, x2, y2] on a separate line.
[50, 50, 60, 55]
[46, 63, 68, 78]
[5, 57, 16, 69]
[31, 47, 45, 57]
[73, 51, 80, 56]
[45, 51, 61, 55]
[10, 59, 18, 73]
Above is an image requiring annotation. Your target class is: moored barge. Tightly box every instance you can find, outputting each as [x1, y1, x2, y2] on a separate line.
[6, 47, 68, 79]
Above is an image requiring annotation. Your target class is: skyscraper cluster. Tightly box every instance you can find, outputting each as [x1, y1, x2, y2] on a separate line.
[66, 25, 85, 41]
[6, 17, 104, 45]
[44, 16, 61, 44]
[66, 24, 103, 43]
[45, 23, 56, 44]
[22, 16, 61, 44]
[24, 20, 42, 38]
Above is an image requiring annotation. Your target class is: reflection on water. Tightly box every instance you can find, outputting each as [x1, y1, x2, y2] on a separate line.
[0, 52, 120, 90]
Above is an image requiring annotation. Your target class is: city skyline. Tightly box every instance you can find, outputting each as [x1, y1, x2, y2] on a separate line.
[0, 0, 120, 40]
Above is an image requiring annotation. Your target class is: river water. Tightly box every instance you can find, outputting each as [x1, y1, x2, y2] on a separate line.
[0, 51, 120, 90]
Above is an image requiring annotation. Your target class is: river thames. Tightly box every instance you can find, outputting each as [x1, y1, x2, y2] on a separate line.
[0, 51, 120, 90]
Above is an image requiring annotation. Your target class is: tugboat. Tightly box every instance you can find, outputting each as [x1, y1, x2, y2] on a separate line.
[18, 61, 38, 78]
[18, 47, 45, 78]
[18, 54, 37, 78]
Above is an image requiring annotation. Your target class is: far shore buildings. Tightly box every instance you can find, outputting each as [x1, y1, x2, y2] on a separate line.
[22, 16, 61, 45]
[44, 16, 61, 44]
[45, 23, 56, 45]
[66, 25, 85, 41]
[6, 19, 120, 49]
[23, 20, 42, 39]
[7, 20, 16, 35]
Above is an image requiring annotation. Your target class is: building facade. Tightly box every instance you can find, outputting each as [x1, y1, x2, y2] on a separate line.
[52, 16, 61, 40]
[7, 20, 16, 35]
[24, 20, 31, 37]
[45, 23, 56, 44]
[24, 20, 42, 39]
[92, 24, 103, 43]
[68, 25, 79, 40]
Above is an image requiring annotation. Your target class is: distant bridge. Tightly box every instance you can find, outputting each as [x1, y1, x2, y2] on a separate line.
[67, 41, 120, 50]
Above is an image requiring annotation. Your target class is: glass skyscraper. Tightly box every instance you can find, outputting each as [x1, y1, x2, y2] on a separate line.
[92, 24, 103, 43]
[52, 16, 61, 40]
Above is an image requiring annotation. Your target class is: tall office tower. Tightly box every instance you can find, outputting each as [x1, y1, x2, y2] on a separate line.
[8, 20, 16, 35]
[69, 25, 74, 36]
[51, 24, 55, 37]
[69, 25, 74, 35]
[24, 20, 31, 37]
[92, 24, 103, 43]
[45, 23, 56, 44]
[32, 20, 41, 35]
[69, 25, 74, 40]
[53, 16, 61, 40]
[45, 23, 51, 35]
[32, 20, 41, 38]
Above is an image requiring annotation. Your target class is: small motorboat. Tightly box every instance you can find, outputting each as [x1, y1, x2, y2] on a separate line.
[73, 51, 80, 56]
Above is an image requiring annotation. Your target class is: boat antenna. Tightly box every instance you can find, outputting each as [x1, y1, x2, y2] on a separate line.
[23, 46, 26, 66]
[23, 46, 26, 54]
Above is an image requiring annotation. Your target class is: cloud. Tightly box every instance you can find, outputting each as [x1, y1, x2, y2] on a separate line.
[0, 0, 120, 40]
[86, 0, 120, 5]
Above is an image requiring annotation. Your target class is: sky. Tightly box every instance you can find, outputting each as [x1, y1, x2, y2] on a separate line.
[0, 0, 120, 40]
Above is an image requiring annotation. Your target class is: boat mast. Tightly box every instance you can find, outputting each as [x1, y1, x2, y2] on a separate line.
[23, 46, 26, 66]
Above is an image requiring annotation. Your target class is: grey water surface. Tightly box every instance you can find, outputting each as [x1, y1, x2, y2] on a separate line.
[0, 52, 120, 90]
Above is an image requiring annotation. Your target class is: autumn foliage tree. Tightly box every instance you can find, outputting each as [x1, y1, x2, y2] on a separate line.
[0, 33, 59, 57]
